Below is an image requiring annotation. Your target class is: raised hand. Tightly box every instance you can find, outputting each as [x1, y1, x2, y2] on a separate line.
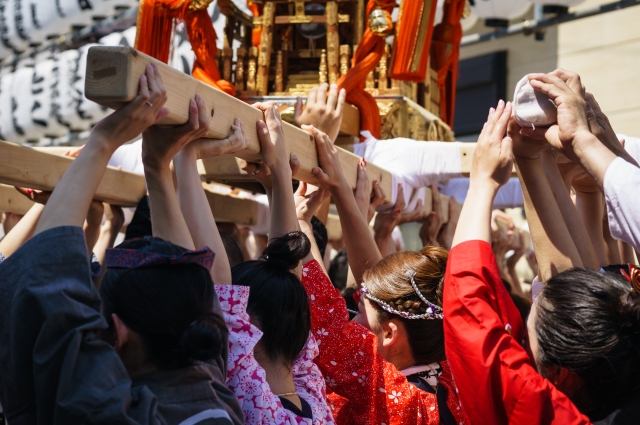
[253, 103, 290, 172]
[241, 153, 300, 189]
[191, 118, 248, 159]
[142, 93, 209, 170]
[295, 181, 330, 223]
[305, 124, 349, 193]
[419, 185, 444, 247]
[353, 158, 372, 221]
[437, 196, 462, 249]
[294, 83, 346, 142]
[471, 100, 514, 191]
[93, 64, 169, 151]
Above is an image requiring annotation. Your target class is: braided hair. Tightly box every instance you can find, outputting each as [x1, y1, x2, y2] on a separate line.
[363, 246, 447, 365]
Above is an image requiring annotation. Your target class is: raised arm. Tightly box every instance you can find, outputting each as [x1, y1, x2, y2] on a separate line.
[307, 125, 382, 285]
[444, 100, 590, 424]
[0, 202, 44, 258]
[35, 64, 168, 235]
[508, 119, 584, 281]
[168, 94, 247, 283]
[255, 104, 300, 238]
[452, 100, 513, 247]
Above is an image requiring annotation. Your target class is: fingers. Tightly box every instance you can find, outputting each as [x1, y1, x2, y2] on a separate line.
[317, 83, 328, 105]
[431, 184, 441, 211]
[296, 180, 308, 197]
[326, 84, 339, 111]
[484, 100, 505, 136]
[312, 166, 331, 187]
[196, 94, 209, 136]
[289, 153, 300, 176]
[307, 86, 318, 106]
[294, 97, 303, 122]
[492, 102, 512, 140]
[550, 68, 584, 97]
[335, 88, 347, 116]
[528, 73, 575, 100]
[394, 182, 405, 212]
[371, 180, 385, 206]
[256, 119, 271, 147]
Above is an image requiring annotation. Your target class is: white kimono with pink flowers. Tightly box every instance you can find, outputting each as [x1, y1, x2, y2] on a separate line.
[215, 285, 335, 425]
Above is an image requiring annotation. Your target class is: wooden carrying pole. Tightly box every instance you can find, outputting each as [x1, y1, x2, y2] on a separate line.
[84, 46, 393, 202]
[0, 141, 146, 207]
[0, 184, 35, 215]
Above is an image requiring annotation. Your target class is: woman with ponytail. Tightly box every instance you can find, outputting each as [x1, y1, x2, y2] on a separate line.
[174, 99, 334, 424]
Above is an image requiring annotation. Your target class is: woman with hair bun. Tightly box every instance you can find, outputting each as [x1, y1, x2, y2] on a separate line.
[291, 125, 465, 425]
[174, 101, 334, 424]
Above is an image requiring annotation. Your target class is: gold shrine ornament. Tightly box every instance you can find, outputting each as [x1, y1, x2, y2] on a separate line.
[188, 0, 214, 11]
[368, 8, 393, 37]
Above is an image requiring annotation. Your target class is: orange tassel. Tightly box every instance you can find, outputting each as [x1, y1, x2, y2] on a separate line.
[389, 0, 438, 82]
[430, 0, 466, 126]
[337, 0, 394, 139]
[247, 1, 263, 47]
[135, 0, 234, 96]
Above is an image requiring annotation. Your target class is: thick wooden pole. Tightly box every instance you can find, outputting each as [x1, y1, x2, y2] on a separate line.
[0, 141, 146, 207]
[84, 46, 394, 201]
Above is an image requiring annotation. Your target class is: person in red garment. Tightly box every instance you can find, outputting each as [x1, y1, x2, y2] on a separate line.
[443, 97, 640, 425]
[293, 125, 466, 425]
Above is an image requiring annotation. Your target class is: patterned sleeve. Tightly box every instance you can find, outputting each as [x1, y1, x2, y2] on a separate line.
[292, 334, 335, 424]
[300, 260, 441, 425]
[215, 285, 311, 425]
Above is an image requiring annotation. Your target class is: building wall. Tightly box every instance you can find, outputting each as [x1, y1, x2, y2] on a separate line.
[459, 0, 640, 137]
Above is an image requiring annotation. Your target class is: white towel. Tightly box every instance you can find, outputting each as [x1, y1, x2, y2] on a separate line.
[513, 76, 557, 129]
[354, 132, 463, 211]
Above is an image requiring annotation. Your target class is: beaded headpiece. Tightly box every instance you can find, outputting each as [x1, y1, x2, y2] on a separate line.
[362, 270, 444, 320]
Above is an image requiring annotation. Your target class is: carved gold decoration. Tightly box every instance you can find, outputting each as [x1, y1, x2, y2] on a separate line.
[339, 45, 351, 76]
[376, 97, 454, 141]
[338, 14, 350, 23]
[326, 1, 339, 84]
[355, 0, 365, 44]
[462, 1, 471, 19]
[256, 2, 275, 95]
[368, 8, 393, 37]
[275, 51, 284, 93]
[235, 47, 246, 92]
[290, 0, 313, 23]
[188, 0, 214, 11]
[365, 70, 375, 90]
[246, 46, 258, 91]
[319, 49, 328, 84]
[377, 44, 389, 91]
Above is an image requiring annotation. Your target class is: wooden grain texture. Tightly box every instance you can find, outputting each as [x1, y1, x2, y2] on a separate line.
[85, 46, 394, 202]
[0, 184, 34, 214]
[202, 183, 259, 225]
[0, 141, 146, 207]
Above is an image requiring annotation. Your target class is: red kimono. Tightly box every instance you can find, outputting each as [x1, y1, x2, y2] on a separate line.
[301, 260, 466, 425]
[443, 240, 592, 424]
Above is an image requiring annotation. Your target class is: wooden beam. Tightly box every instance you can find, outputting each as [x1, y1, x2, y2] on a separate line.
[0, 184, 34, 215]
[0, 141, 146, 207]
[84, 46, 394, 202]
[326, 213, 342, 241]
[202, 183, 259, 226]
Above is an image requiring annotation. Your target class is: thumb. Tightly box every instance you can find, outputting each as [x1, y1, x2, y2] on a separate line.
[312, 167, 331, 187]
[296, 181, 308, 197]
[501, 136, 514, 161]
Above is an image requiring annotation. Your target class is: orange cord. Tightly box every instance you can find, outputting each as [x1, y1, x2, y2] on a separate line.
[135, 0, 234, 96]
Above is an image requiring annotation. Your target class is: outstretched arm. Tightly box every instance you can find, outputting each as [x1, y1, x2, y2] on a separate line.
[306, 125, 382, 285]
[0, 202, 44, 258]
[452, 100, 514, 247]
[172, 94, 248, 283]
[36, 64, 169, 236]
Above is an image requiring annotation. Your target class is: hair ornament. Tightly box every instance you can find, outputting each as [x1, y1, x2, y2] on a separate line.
[362, 270, 444, 320]
[106, 246, 215, 271]
[621, 264, 640, 293]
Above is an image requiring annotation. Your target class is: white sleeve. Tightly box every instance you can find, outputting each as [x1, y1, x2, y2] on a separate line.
[604, 157, 640, 252]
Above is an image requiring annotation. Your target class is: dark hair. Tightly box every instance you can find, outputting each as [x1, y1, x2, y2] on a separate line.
[232, 231, 311, 367]
[100, 237, 226, 368]
[536, 268, 640, 406]
[219, 229, 245, 267]
[363, 246, 448, 365]
[311, 216, 328, 259]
